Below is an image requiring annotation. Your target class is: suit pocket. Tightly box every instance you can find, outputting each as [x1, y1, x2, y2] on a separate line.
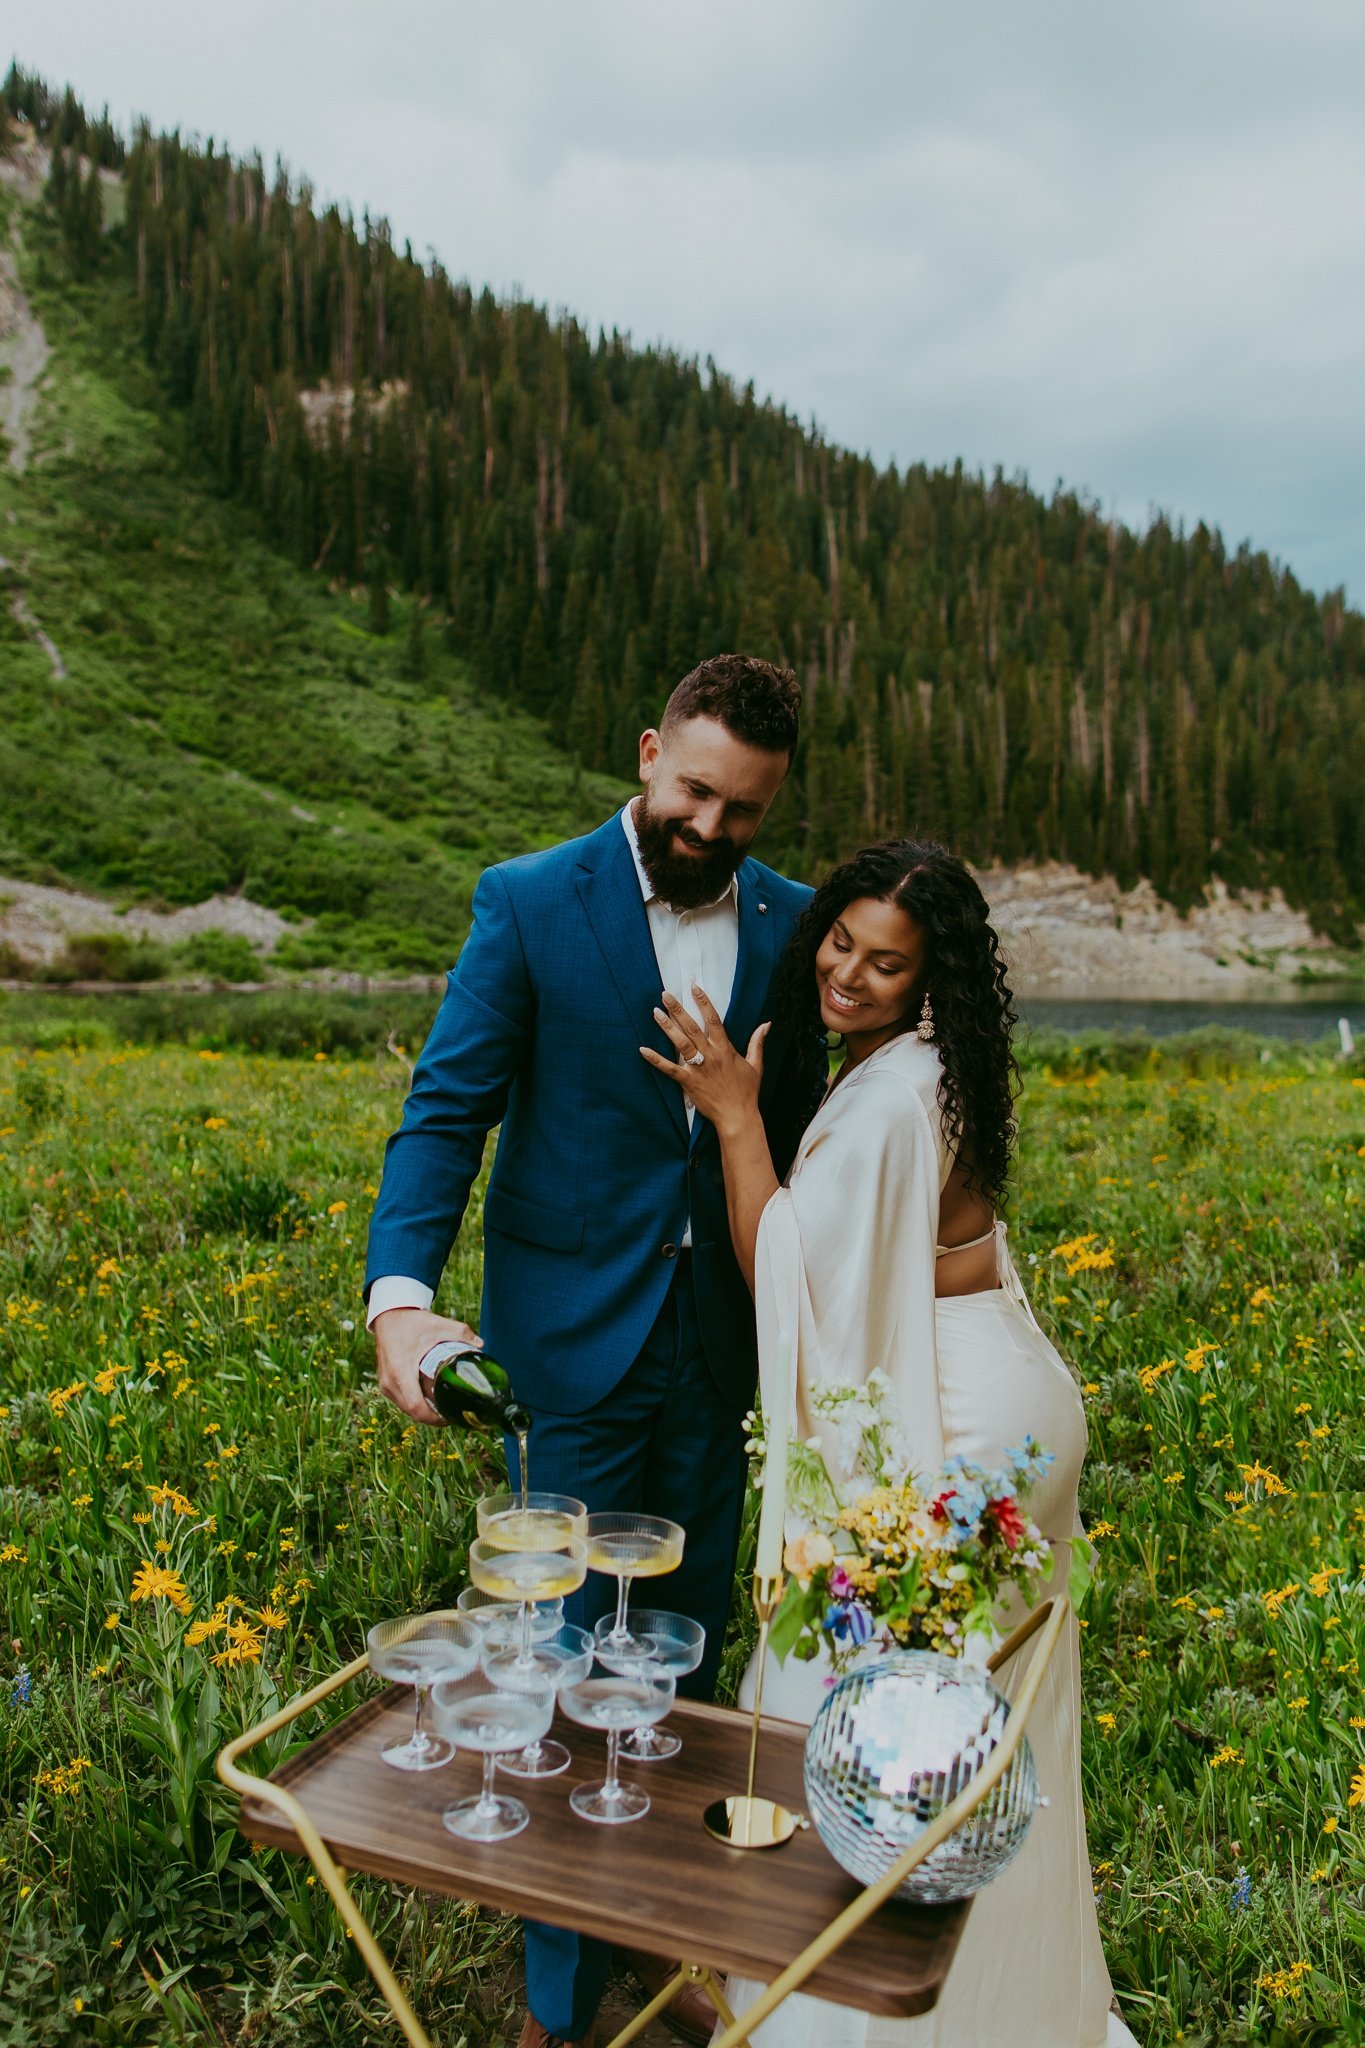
[483, 1185, 585, 1254]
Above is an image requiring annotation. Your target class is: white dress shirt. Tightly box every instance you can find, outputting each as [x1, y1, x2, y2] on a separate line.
[367, 801, 740, 1324]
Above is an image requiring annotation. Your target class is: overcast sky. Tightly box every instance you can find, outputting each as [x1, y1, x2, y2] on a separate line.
[15, 1, 1365, 600]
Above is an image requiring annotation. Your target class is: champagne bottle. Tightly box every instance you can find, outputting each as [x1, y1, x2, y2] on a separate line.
[417, 1343, 532, 1436]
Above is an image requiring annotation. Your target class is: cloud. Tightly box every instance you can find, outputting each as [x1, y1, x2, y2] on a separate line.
[16, 0, 1365, 595]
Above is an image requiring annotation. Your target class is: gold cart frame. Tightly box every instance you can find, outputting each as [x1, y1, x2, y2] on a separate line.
[217, 1597, 1067, 2048]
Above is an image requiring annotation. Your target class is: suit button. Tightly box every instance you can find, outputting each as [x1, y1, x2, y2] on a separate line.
[661, 1242, 679, 1259]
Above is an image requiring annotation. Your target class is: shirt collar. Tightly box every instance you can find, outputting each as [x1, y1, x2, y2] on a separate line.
[620, 800, 740, 913]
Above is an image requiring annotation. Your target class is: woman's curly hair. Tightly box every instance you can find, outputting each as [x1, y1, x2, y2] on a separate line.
[763, 840, 1020, 1203]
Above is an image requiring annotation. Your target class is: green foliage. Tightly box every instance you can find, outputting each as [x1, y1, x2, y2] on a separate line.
[190, 1167, 299, 1240]
[174, 931, 265, 984]
[0, 989, 441, 1059]
[40, 931, 171, 983]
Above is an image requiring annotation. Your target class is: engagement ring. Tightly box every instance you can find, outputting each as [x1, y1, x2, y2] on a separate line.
[686, 1051, 706, 1067]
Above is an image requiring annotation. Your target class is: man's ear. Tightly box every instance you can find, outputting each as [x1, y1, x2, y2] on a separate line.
[638, 728, 662, 784]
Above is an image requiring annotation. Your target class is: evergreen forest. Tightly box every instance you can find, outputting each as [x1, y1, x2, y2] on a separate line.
[5, 65, 1365, 936]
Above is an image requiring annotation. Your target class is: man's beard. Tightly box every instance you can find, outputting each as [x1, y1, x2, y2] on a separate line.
[633, 792, 746, 909]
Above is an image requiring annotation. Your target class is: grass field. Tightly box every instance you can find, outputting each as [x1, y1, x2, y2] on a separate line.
[2, 1039, 1364, 2046]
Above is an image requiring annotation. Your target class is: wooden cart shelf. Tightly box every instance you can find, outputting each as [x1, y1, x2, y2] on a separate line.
[219, 1597, 1065, 2048]
[239, 1686, 968, 2019]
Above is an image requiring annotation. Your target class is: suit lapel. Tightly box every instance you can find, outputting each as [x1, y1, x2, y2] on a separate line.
[576, 819, 689, 1143]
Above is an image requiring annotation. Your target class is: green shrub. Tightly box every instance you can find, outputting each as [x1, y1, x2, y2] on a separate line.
[41, 930, 171, 983]
[191, 1167, 299, 1239]
[174, 929, 264, 983]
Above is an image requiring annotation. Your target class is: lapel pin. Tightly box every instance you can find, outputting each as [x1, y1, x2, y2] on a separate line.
[757, 901, 768, 914]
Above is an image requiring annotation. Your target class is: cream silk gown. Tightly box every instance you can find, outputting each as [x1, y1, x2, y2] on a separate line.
[716, 1035, 1139, 2047]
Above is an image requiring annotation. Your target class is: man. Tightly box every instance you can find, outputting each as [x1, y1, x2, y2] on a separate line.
[365, 653, 810, 2048]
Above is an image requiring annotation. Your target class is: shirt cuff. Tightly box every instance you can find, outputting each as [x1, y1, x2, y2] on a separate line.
[365, 1276, 435, 1329]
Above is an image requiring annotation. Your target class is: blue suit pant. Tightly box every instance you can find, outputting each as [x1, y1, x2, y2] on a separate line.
[504, 1256, 749, 2039]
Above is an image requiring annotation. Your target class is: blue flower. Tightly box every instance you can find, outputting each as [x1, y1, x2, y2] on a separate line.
[1230, 1869, 1251, 1910]
[11, 1665, 31, 1708]
[825, 1600, 875, 1646]
[1004, 1441, 1055, 1486]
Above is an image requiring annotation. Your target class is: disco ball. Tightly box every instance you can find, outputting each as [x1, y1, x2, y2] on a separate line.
[803, 1649, 1040, 1902]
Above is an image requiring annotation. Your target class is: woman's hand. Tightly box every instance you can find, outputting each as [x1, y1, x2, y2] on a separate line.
[640, 985, 770, 1138]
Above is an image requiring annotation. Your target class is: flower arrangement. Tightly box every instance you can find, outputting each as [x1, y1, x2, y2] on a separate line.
[764, 1371, 1062, 1673]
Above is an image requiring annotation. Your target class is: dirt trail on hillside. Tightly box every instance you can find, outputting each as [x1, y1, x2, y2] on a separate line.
[0, 142, 68, 681]
[0, 144, 51, 474]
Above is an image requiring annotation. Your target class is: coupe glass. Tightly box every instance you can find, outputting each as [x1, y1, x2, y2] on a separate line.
[456, 1586, 564, 1646]
[558, 1671, 676, 1825]
[366, 1614, 480, 1772]
[469, 1532, 588, 1680]
[475, 1490, 587, 1549]
[583, 1513, 685, 1659]
[594, 1610, 704, 1761]
[431, 1672, 555, 1842]
[483, 1622, 593, 1778]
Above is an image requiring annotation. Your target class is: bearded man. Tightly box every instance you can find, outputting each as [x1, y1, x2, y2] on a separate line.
[364, 653, 810, 2048]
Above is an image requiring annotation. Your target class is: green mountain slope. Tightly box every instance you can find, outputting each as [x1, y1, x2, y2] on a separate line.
[4, 64, 1365, 943]
[0, 177, 626, 974]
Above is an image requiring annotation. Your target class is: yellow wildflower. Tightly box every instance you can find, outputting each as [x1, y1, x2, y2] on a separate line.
[1349, 1767, 1365, 1810]
[1094, 1712, 1117, 1734]
[130, 1560, 191, 1614]
[1240, 1463, 1289, 1497]
[1208, 1746, 1243, 1768]
[1138, 1359, 1177, 1395]
[1257, 1961, 1311, 2001]
[36, 1756, 93, 1799]
[1323, 1815, 1339, 1834]
[211, 1620, 265, 1668]
[257, 1604, 288, 1630]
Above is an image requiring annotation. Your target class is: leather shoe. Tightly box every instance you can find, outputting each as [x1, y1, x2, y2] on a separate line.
[618, 1948, 717, 2047]
[517, 2017, 597, 2048]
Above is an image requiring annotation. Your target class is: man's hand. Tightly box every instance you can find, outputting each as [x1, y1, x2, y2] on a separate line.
[373, 1308, 481, 1426]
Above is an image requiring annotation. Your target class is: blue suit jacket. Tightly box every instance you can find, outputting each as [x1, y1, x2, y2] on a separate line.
[364, 813, 812, 1415]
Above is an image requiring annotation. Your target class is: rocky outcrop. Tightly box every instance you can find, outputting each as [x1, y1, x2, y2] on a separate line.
[979, 863, 1356, 998]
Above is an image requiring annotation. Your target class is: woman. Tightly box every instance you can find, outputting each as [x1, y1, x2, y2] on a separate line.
[641, 840, 1136, 2048]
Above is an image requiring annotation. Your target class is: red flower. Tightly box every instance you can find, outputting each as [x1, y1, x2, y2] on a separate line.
[930, 1491, 954, 1524]
[988, 1495, 1026, 1549]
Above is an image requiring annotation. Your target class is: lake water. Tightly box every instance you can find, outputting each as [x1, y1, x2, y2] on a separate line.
[1020, 995, 1365, 1042]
